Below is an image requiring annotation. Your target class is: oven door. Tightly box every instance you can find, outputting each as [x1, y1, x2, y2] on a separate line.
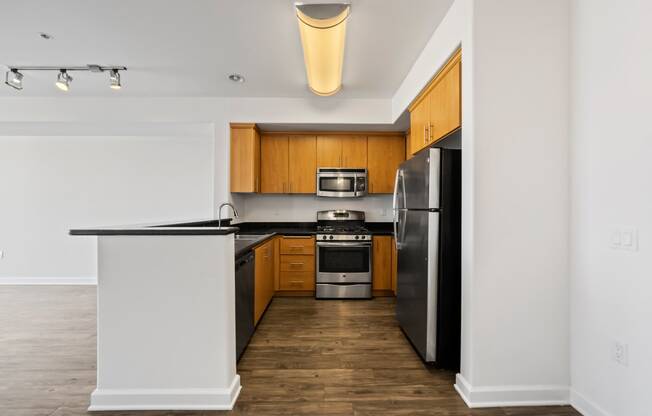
[316, 241, 372, 283]
[317, 172, 357, 197]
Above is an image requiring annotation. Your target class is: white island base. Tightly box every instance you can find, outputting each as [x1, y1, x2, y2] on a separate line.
[88, 234, 240, 411]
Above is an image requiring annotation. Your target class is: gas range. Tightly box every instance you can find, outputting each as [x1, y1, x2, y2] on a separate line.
[316, 224, 371, 241]
[315, 210, 373, 299]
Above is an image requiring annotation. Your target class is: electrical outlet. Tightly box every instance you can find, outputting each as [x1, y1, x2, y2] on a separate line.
[612, 341, 628, 366]
[610, 227, 638, 251]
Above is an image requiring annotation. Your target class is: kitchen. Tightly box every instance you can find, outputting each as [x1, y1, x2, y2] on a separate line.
[1, 1, 644, 416]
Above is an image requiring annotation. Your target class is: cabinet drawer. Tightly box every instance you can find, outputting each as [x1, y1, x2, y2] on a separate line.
[280, 237, 315, 255]
[280, 255, 315, 272]
[279, 271, 315, 291]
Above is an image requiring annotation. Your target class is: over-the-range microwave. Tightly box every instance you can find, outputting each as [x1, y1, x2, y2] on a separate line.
[316, 168, 367, 198]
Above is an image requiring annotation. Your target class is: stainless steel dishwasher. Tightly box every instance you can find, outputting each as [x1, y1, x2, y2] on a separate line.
[235, 252, 255, 361]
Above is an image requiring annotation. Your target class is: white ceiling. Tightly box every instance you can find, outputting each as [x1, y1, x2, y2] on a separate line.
[0, 0, 453, 98]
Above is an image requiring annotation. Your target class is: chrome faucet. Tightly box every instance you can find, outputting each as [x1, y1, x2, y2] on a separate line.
[217, 202, 239, 228]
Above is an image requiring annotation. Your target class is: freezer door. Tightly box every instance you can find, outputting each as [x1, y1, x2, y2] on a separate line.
[396, 210, 439, 361]
[399, 148, 441, 209]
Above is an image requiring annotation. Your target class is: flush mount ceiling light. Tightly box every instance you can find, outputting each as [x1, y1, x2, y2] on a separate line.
[4, 69, 23, 90]
[3, 65, 127, 92]
[295, 1, 351, 96]
[55, 70, 72, 91]
[228, 73, 245, 83]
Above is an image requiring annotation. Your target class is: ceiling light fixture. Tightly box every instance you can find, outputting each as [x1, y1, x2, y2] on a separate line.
[5, 69, 24, 90]
[55, 70, 72, 91]
[2, 65, 127, 91]
[228, 73, 245, 83]
[109, 69, 121, 90]
[295, 1, 350, 96]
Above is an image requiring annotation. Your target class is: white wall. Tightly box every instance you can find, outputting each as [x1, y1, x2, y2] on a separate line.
[0, 127, 214, 281]
[235, 194, 393, 223]
[569, 1, 652, 415]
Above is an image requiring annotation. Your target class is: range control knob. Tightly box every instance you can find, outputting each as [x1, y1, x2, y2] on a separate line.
[329, 235, 334, 240]
[355, 235, 359, 240]
[322, 235, 327, 240]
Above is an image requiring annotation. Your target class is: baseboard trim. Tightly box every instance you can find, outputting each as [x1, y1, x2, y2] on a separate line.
[570, 389, 611, 416]
[88, 375, 241, 411]
[454, 373, 569, 408]
[0, 277, 97, 285]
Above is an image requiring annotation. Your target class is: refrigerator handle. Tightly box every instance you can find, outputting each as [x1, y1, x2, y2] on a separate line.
[392, 170, 399, 248]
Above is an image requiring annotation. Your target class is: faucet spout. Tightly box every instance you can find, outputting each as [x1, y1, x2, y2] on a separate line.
[217, 202, 239, 229]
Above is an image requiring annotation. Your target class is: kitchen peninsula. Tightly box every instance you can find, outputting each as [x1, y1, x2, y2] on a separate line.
[70, 223, 240, 411]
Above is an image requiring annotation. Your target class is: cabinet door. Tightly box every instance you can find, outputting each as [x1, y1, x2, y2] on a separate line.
[429, 58, 461, 143]
[230, 124, 260, 193]
[367, 135, 405, 193]
[316, 136, 342, 168]
[260, 135, 289, 193]
[409, 96, 430, 155]
[288, 135, 317, 193]
[341, 135, 367, 168]
[254, 241, 274, 325]
[372, 236, 392, 291]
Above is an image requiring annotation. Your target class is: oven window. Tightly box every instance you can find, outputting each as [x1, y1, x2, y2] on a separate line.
[319, 177, 355, 192]
[319, 246, 370, 273]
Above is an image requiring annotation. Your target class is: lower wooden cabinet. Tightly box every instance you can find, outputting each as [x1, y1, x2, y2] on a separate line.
[279, 271, 315, 291]
[372, 236, 393, 292]
[254, 239, 275, 325]
[277, 236, 315, 294]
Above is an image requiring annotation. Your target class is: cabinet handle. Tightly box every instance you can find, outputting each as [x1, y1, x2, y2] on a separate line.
[423, 125, 428, 144]
[430, 123, 434, 141]
[290, 246, 303, 250]
[289, 182, 292, 193]
[255, 176, 259, 191]
[290, 262, 304, 266]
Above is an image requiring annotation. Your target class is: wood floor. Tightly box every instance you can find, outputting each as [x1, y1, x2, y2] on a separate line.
[0, 286, 580, 416]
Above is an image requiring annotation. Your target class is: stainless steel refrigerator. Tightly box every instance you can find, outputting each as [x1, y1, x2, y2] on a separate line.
[393, 147, 461, 370]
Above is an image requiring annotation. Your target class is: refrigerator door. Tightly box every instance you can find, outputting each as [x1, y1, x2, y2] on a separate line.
[396, 209, 440, 362]
[398, 148, 441, 209]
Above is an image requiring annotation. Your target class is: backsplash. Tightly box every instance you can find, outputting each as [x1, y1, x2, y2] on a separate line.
[232, 194, 393, 222]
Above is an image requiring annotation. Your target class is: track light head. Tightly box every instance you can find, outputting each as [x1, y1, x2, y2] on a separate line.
[109, 69, 121, 90]
[55, 70, 72, 91]
[5, 69, 24, 90]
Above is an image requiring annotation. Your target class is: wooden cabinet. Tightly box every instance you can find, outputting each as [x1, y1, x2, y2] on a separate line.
[341, 135, 367, 168]
[288, 135, 317, 193]
[367, 136, 405, 193]
[260, 134, 288, 193]
[316, 135, 367, 168]
[409, 49, 461, 155]
[260, 134, 316, 193]
[279, 236, 315, 255]
[372, 236, 393, 292]
[254, 239, 275, 325]
[230, 123, 260, 193]
[278, 236, 315, 293]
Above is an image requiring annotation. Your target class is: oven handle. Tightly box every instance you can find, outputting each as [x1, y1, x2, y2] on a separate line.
[316, 241, 372, 247]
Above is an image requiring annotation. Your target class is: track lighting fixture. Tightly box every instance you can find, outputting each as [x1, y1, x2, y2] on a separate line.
[5, 69, 23, 90]
[109, 69, 121, 90]
[55, 70, 72, 91]
[3, 65, 127, 91]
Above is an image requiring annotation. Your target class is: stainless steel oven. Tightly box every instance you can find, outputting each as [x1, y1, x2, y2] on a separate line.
[315, 210, 372, 299]
[316, 168, 367, 197]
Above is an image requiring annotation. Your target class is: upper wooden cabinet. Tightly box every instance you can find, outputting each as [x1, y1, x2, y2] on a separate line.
[316, 135, 367, 168]
[288, 135, 317, 193]
[230, 123, 261, 193]
[230, 127, 407, 194]
[261, 134, 289, 193]
[409, 49, 461, 156]
[367, 135, 405, 193]
[260, 134, 316, 193]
